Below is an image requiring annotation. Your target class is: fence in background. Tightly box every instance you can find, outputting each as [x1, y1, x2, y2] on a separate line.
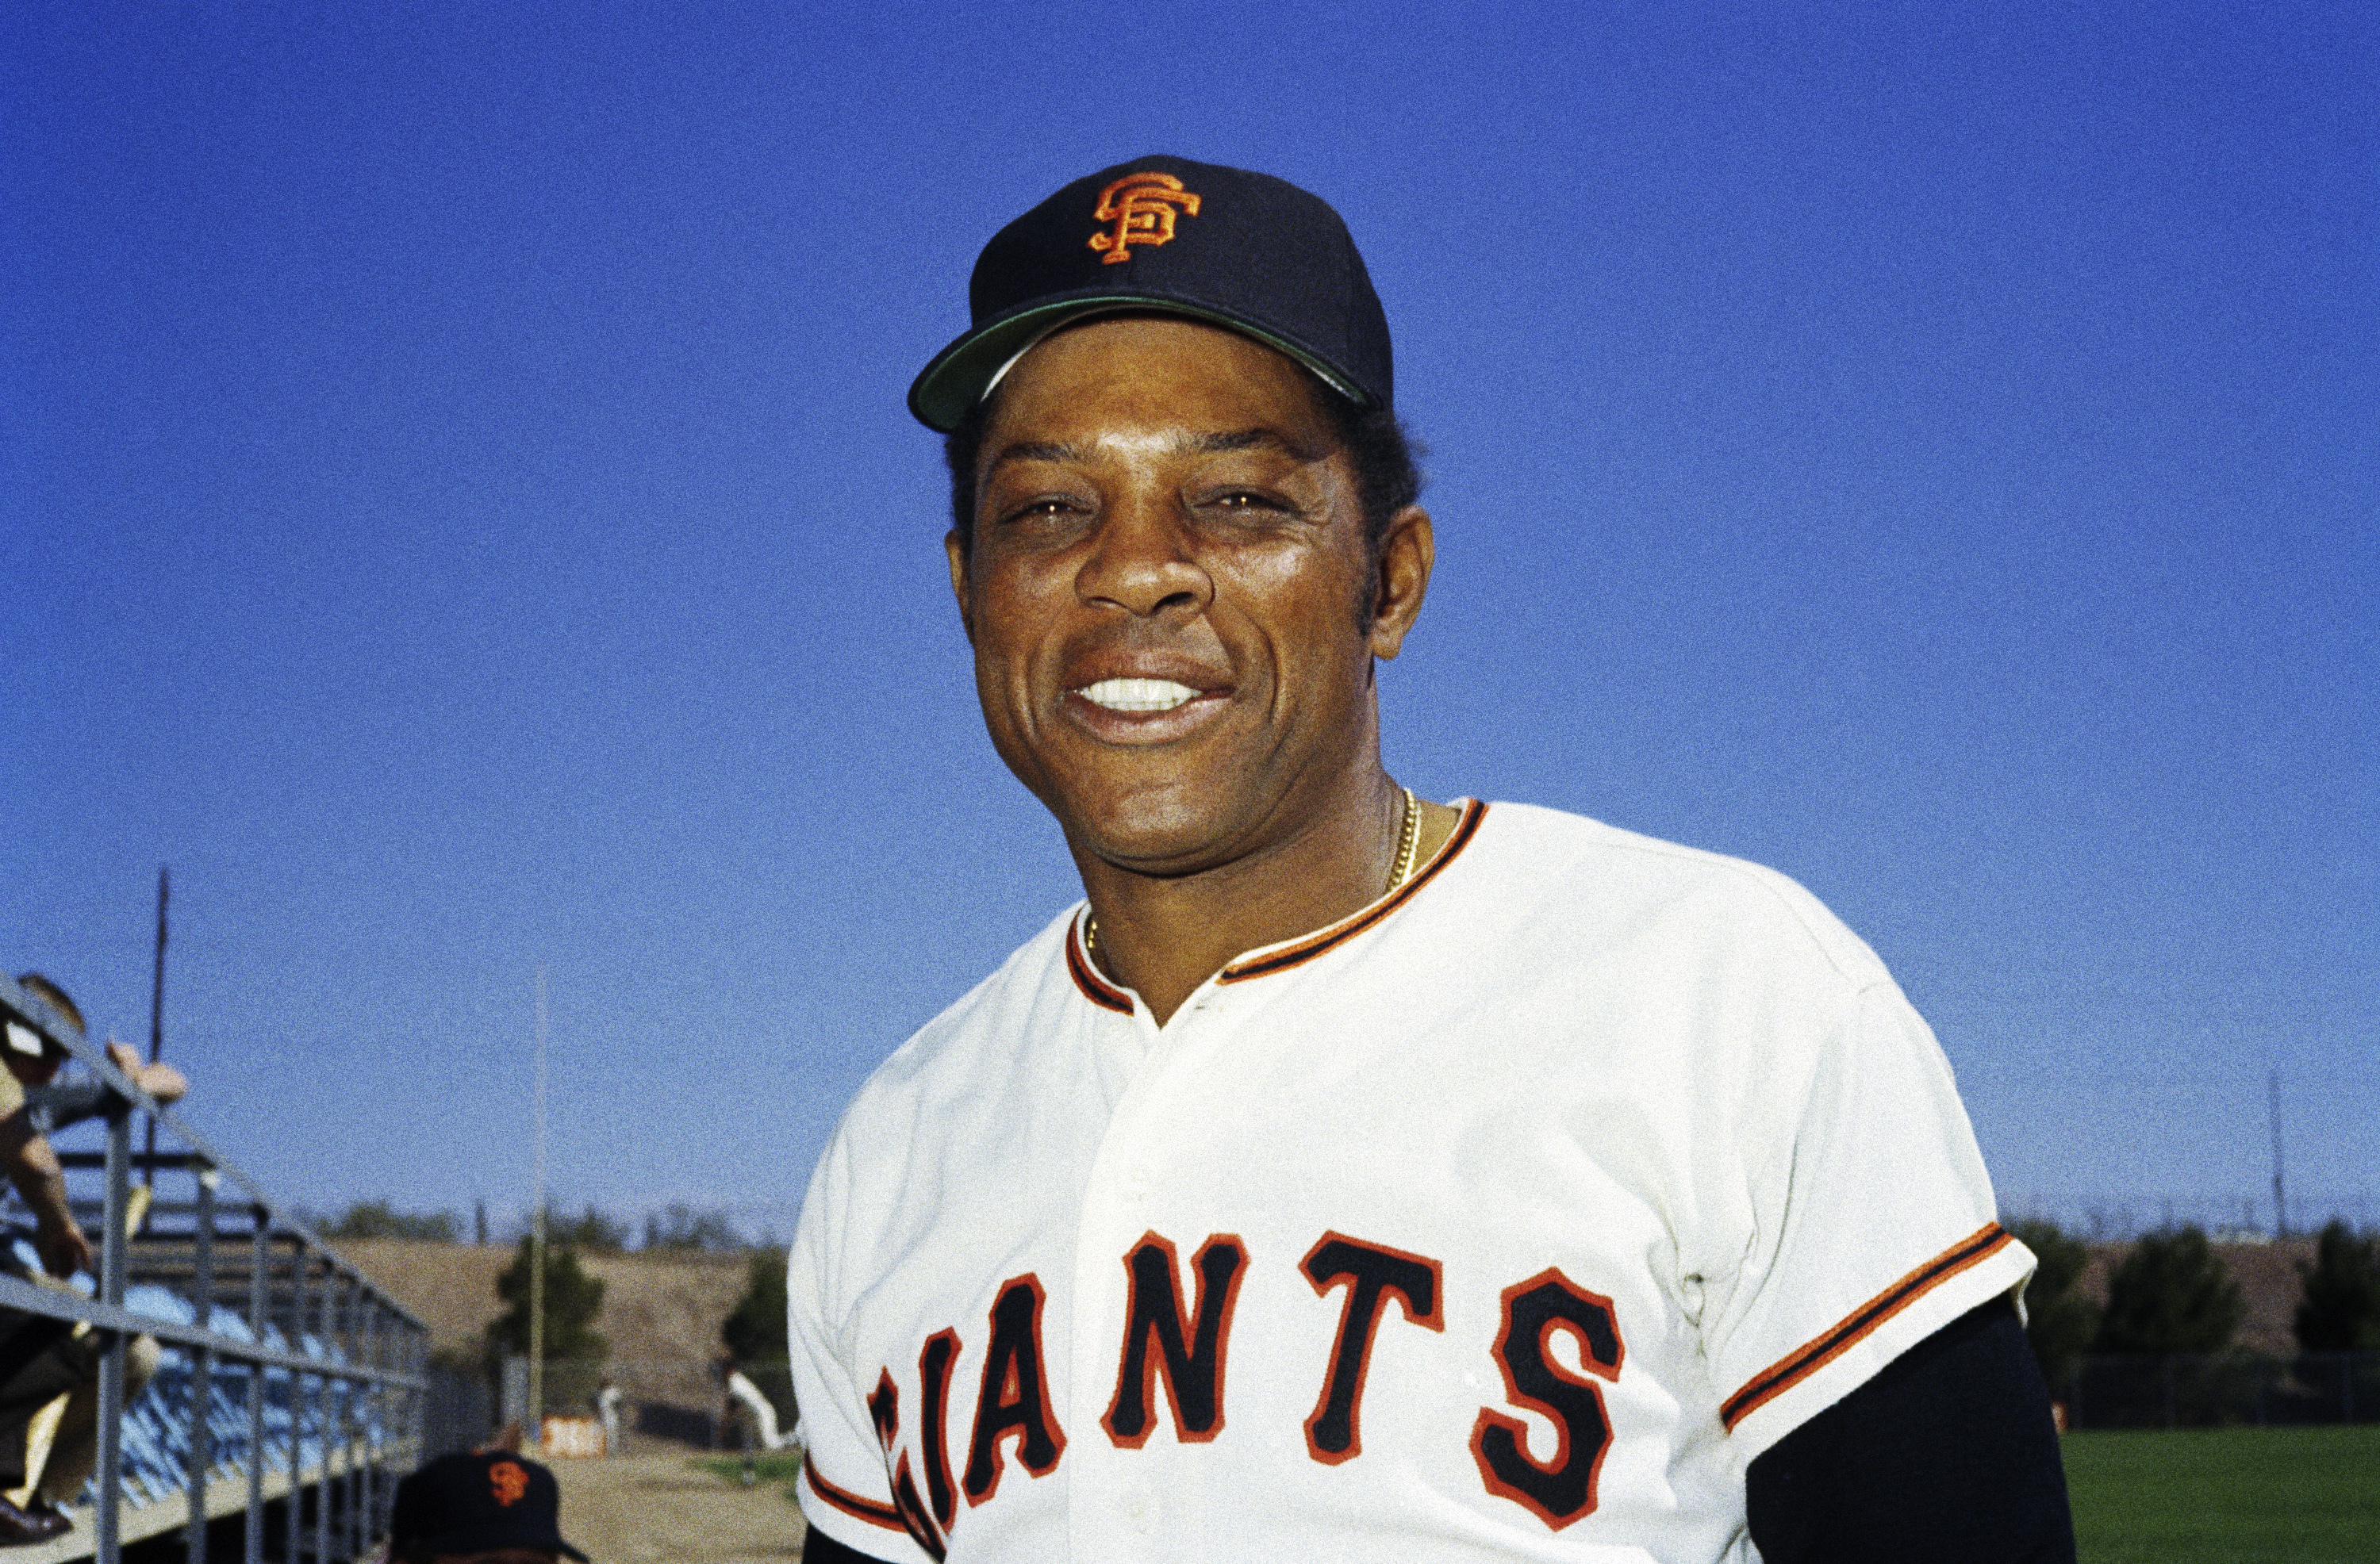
[2003, 1193, 2380, 1242]
[2060, 1351, 2380, 1430]
[0, 972, 431, 1564]
[488, 1357, 797, 1455]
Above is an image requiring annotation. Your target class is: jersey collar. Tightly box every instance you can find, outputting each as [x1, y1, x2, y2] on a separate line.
[1064, 799, 1488, 1012]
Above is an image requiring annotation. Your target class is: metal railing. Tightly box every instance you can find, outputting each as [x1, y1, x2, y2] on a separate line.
[2056, 1351, 2380, 1430]
[0, 972, 430, 1564]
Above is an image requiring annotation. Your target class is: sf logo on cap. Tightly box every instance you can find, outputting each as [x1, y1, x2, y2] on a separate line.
[488, 1460, 529, 1507]
[1089, 172, 1201, 264]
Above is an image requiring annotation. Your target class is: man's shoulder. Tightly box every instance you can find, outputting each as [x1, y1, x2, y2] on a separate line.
[1466, 800, 1894, 992]
[825, 905, 1086, 1126]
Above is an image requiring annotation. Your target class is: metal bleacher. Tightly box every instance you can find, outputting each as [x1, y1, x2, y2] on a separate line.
[0, 972, 428, 1564]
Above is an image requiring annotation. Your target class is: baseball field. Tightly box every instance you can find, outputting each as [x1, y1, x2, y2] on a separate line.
[2064, 1424, 2380, 1562]
[713, 1432, 2380, 1559]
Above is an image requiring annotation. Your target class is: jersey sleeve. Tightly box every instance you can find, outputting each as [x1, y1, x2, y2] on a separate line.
[785, 1133, 936, 1563]
[1702, 979, 2036, 1465]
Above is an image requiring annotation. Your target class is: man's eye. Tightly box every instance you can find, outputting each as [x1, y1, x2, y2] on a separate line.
[1212, 492, 1275, 512]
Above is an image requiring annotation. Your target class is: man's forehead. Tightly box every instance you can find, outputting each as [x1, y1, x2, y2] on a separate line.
[987, 427, 1326, 472]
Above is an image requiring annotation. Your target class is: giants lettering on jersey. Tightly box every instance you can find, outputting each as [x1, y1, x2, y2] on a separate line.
[866, 1234, 1622, 1544]
[1104, 1231, 1249, 1447]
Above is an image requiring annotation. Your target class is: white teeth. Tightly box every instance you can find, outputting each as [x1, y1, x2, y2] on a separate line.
[1077, 677, 1200, 712]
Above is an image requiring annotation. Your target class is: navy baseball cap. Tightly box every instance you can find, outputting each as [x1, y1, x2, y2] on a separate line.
[907, 155, 1393, 432]
[390, 1451, 588, 1561]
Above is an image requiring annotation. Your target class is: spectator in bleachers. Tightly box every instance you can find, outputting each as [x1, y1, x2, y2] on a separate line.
[390, 1450, 587, 1564]
[0, 973, 187, 1543]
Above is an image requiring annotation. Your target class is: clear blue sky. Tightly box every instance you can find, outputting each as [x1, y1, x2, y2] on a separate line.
[5, 2, 2372, 1241]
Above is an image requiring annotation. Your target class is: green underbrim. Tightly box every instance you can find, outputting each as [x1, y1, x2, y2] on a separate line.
[907, 294, 1372, 432]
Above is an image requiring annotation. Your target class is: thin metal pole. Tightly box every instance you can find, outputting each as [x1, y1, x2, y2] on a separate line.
[529, 965, 547, 1449]
[145, 867, 168, 1188]
[312, 1255, 330, 1564]
[361, 1297, 384, 1548]
[322, 1275, 340, 1563]
[341, 1278, 362, 1561]
[2270, 1070, 2288, 1240]
[187, 1166, 218, 1564]
[403, 1312, 426, 1477]
[246, 1208, 267, 1564]
[285, 1243, 305, 1564]
[96, 1098, 131, 1564]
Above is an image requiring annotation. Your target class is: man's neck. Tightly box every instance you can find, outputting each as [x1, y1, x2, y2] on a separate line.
[1073, 773, 1462, 1025]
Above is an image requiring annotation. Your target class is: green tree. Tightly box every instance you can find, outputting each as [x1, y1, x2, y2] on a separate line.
[328, 1199, 460, 1243]
[486, 1237, 609, 1363]
[2093, 1226, 2244, 1355]
[643, 1202, 742, 1253]
[721, 1246, 795, 1422]
[547, 1203, 632, 1252]
[2010, 1218, 2100, 1391]
[2294, 1220, 2380, 1351]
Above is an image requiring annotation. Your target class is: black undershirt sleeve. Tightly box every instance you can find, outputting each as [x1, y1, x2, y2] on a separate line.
[798, 1296, 2072, 1564]
[800, 1525, 897, 1564]
[1745, 1294, 2075, 1562]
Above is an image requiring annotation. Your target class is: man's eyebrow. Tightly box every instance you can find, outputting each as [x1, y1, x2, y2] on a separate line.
[987, 440, 1081, 469]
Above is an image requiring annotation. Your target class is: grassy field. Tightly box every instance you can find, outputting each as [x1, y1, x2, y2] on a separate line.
[699, 1431, 2380, 1551]
[696, 1450, 807, 1500]
[2065, 1424, 2380, 1562]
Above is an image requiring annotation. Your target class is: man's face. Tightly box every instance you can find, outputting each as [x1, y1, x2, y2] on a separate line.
[950, 316, 1421, 876]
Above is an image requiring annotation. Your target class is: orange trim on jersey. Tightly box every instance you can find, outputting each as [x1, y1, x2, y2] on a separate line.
[802, 1451, 906, 1532]
[1219, 799, 1488, 985]
[1720, 1222, 2015, 1432]
[1065, 917, 1134, 1014]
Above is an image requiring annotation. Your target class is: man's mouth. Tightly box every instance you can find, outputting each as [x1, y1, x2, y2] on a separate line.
[1073, 677, 1202, 713]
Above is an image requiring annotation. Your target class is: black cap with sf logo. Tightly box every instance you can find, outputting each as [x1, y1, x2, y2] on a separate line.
[390, 1451, 589, 1561]
[908, 155, 1393, 432]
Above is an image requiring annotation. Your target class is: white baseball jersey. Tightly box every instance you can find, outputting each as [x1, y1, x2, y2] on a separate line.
[787, 801, 2033, 1562]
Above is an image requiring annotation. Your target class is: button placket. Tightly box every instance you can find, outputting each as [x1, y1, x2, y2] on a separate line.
[1069, 990, 1207, 1539]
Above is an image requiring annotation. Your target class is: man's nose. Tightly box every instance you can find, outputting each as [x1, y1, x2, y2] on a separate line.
[1075, 492, 1213, 619]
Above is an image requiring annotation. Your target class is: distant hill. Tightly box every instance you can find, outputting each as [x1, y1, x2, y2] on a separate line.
[339, 1238, 756, 1420]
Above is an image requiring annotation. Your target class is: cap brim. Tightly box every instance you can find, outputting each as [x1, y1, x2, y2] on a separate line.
[907, 292, 1373, 433]
[417, 1527, 588, 1561]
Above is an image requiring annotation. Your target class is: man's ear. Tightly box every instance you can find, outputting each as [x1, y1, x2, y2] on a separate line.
[1368, 506, 1434, 661]
[946, 529, 975, 643]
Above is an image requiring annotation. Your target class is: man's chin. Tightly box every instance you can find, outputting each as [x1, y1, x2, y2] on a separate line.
[1061, 795, 1253, 879]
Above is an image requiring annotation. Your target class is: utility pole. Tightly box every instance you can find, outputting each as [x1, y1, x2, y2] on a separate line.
[144, 868, 168, 1186]
[529, 965, 548, 1450]
[2268, 1070, 2287, 1240]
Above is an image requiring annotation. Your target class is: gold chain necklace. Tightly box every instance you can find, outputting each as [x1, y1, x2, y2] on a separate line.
[1387, 783, 1422, 892]
[1085, 786, 1420, 957]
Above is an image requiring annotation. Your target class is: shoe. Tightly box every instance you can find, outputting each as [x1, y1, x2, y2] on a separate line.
[0, 1495, 69, 1545]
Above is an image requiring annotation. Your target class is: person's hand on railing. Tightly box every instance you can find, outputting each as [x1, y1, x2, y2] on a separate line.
[34, 1209, 92, 1280]
[104, 1040, 187, 1106]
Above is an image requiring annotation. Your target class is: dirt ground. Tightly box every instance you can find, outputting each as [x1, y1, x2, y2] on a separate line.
[548, 1453, 808, 1564]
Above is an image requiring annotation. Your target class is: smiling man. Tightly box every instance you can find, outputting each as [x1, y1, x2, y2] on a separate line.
[786, 157, 2072, 1563]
